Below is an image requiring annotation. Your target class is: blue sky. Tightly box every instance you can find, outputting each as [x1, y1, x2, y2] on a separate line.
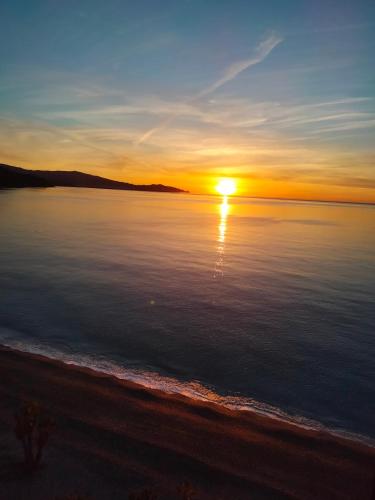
[0, 0, 374, 200]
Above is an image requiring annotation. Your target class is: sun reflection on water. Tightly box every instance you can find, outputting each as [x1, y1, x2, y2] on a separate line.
[214, 195, 230, 278]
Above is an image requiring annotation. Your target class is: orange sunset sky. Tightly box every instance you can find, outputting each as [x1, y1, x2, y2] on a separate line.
[1, 1, 374, 203]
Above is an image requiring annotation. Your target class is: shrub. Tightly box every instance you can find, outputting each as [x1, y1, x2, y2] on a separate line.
[14, 401, 55, 471]
[177, 481, 197, 500]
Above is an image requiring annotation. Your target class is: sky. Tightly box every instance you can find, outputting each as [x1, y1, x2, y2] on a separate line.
[0, 0, 374, 202]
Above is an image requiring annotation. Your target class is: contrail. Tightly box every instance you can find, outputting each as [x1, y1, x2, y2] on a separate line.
[195, 34, 283, 98]
[136, 33, 283, 145]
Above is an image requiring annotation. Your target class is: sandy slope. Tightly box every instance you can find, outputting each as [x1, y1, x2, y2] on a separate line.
[0, 346, 374, 499]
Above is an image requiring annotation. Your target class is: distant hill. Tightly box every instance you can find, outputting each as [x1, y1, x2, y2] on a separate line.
[0, 164, 53, 188]
[0, 164, 186, 193]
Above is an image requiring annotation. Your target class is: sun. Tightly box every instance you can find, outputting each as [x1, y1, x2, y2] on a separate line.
[216, 179, 237, 196]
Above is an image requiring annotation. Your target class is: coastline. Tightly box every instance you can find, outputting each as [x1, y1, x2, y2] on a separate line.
[1, 338, 374, 448]
[0, 345, 374, 499]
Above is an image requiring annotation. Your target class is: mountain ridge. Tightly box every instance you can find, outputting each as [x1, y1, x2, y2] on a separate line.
[0, 163, 187, 193]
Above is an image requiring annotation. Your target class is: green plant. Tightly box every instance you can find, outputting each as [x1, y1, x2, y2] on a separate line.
[14, 401, 54, 471]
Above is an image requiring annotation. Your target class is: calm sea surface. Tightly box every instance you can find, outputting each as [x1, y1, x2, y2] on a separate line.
[1, 188, 374, 439]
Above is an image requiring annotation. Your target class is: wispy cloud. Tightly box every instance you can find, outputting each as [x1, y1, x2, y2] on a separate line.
[136, 33, 283, 145]
[308, 120, 375, 134]
[196, 34, 283, 98]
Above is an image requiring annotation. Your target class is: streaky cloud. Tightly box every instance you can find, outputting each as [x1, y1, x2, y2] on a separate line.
[195, 34, 283, 99]
[136, 33, 283, 145]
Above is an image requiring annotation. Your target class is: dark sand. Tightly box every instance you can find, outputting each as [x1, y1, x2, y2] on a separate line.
[0, 346, 374, 500]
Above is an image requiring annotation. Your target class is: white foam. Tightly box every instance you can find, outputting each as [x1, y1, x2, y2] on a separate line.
[1, 337, 374, 448]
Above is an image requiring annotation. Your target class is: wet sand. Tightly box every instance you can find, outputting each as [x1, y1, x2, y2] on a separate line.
[0, 345, 374, 499]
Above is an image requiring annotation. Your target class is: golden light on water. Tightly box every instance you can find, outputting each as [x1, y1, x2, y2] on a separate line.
[216, 179, 237, 196]
[214, 196, 231, 278]
[218, 198, 229, 244]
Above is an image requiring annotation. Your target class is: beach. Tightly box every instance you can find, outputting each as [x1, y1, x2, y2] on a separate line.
[0, 346, 374, 500]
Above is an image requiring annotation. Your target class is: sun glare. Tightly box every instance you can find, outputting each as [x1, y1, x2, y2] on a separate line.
[216, 179, 237, 196]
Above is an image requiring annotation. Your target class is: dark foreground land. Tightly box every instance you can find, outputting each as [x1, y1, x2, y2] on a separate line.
[0, 346, 374, 500]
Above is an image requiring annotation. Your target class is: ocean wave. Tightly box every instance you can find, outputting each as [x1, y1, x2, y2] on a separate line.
[1, 332, 374, 448]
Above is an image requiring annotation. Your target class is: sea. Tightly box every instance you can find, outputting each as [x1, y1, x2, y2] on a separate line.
[0, 187, 374, 441]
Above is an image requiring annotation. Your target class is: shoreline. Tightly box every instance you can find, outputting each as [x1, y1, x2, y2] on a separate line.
[1, 340, 373, 449]
[0, 345, 374, 499]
